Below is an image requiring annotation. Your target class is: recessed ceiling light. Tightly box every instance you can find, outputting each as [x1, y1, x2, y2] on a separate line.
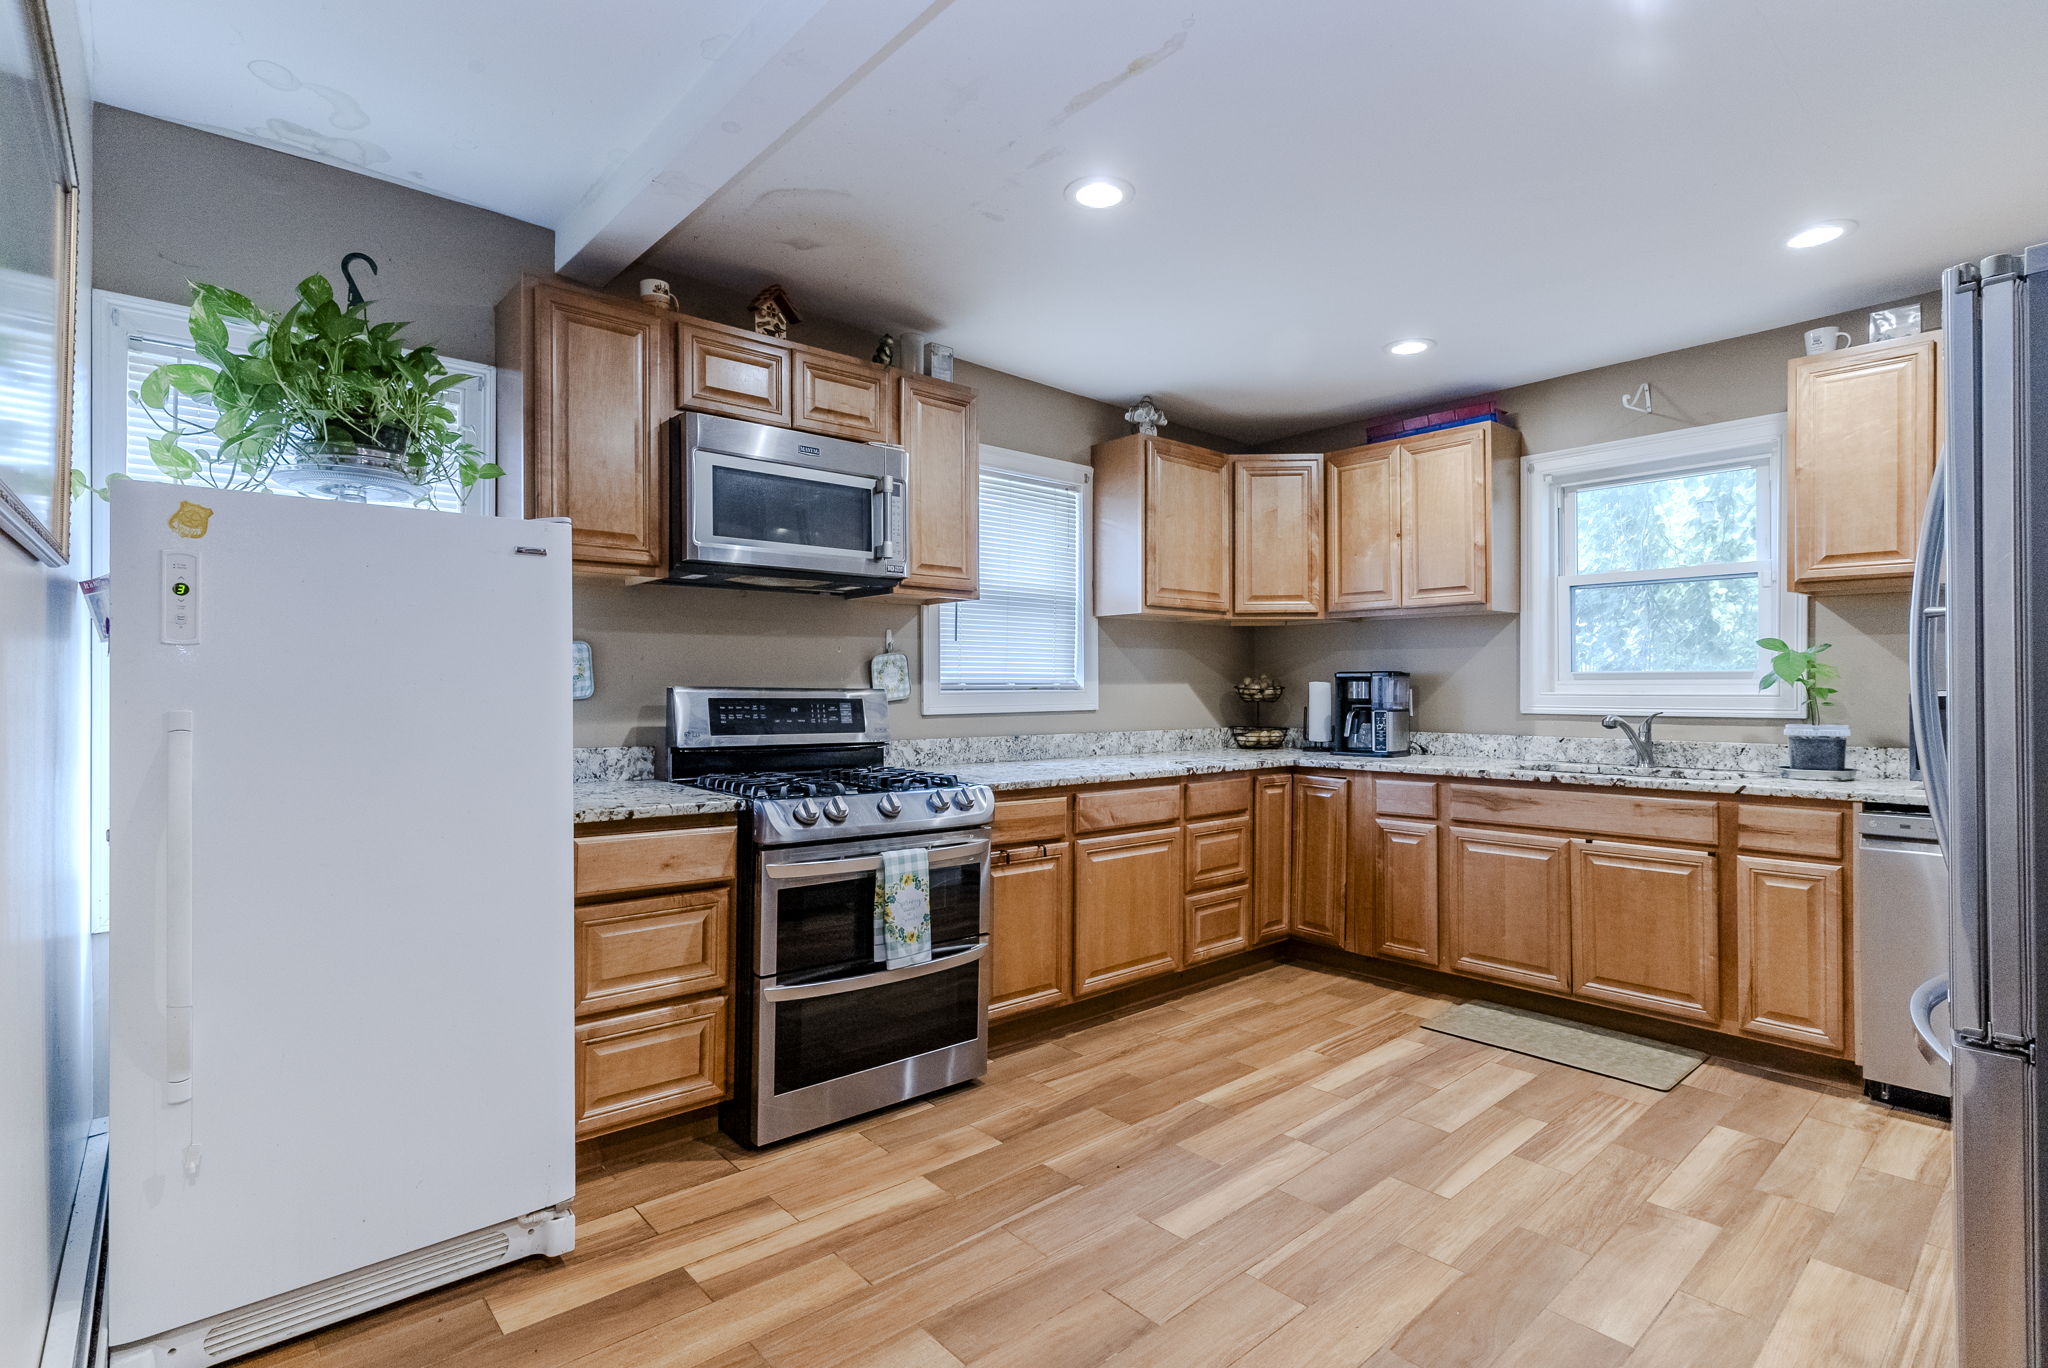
[1786, 219, 1855, 250]
[1066, 177, 1131, 209]
[1386, 338, 1433, 356]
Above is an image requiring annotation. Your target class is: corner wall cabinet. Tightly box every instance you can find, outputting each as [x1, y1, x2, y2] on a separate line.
[1324, 420, 1522, 615]
[498, 276, 978, 594]
[1787, 331, 1942, 594]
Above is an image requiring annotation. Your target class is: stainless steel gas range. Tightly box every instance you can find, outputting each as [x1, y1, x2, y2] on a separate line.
[656, 687, 993, 1146]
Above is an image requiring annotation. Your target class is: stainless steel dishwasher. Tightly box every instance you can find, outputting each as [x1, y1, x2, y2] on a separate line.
[1854, 806, 1951, 1114]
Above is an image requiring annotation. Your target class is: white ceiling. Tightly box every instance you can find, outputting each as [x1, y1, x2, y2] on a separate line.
[89, 0, 2048, 441]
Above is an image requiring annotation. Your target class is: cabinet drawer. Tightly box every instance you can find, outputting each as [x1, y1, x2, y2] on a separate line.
[575, 994, 728, 1138]
[1074, 782, 1184, 833]
[1444, 784, 1718, 845]
[1185, 774, 1253, 819]
[1372, 777, 1437, 818]
[575, 825, 738, 899]
[1736, 804, 1844, 859]
[575, 888, 729, 1017]
[793, 347, 895, 442]
[994, 795, 1070, 846]
[1187, 886, 1252, 963]
[678, 319, 790, 424]
[1185, 816, 1252, 890]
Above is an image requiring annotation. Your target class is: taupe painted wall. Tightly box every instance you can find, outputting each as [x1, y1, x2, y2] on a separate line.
[1253, 294, 1942, 747]
[89, 108, 1253, 747]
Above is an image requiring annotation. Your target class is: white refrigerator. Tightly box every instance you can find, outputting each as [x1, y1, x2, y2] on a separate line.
[106, 482, 576, 1366]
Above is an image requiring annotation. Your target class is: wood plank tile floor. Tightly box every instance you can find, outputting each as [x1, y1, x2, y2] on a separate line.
[243, 963, 1955, 1368]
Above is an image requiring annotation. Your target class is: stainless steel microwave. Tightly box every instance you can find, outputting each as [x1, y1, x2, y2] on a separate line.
[663, 412, 909, 596]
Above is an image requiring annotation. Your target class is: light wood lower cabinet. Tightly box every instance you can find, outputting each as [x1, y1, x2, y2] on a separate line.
[1187, 886, 1253, 963]
[1252, 775, 1292, 943]
[1735, 855, 1847, 1051]
[1445, 827, 1572, 993]
[1290, 776, 1350, 944]
[1186, 816, 1253, 889]
[1570, 840, 1720, 1024]
[1372, 818, 1440, 966]
[575, 888, 728, 1017]
[1074, 826, 1185, 996]
[990, 842, 1073, 1021]
[574, 994, 728, 1139]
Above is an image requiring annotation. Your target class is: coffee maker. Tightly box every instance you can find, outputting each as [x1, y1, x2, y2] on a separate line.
[1334, 671, 1412, 757]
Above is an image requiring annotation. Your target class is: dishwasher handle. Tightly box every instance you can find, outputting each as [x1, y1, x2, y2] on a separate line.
[1909, 975, 1954, 1064]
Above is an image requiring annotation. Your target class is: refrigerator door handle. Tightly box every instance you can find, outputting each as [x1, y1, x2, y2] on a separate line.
[1908, 974, 1954, 1064]
[1907, 460, 1950, 844]
[166, 711, 195, 1106]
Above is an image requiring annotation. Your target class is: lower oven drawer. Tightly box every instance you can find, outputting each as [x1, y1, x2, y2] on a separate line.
[765, 947, 985, 1096]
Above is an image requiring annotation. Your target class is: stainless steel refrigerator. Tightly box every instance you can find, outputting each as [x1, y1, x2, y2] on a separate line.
[1912, 247, 2048, 1367]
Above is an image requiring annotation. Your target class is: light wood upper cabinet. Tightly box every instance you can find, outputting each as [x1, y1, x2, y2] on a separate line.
[1325, 421, 1521, 616]
[895, 373, 980, 600]
[793, 346, 895, 444]
[1788, 332, 1940, 594]
[1232, 455, 1324, 617]
[990, 841, 1073, 1021]
[1290, 775, 1350, 944]
[1095, 435, 1233, 617]
[677, 316, 791, 425]
[1073, 826, 1184, 996]
[1252, 774, 1293, 944]
[1735, 854, 1847, 1051]
[1444, 827, 1573, 993]
[1570, 840, 1719, 1025]
[1372, 817, 1440, 966]
[502, 280, 670, 573]
[1325, 443, 1399, 613]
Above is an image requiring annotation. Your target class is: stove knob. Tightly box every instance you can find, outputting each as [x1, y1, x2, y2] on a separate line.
[926, 791, 952, 813]
[876, 794, 903, 818]
[822, 797, 849, 822]
[951, 789, 978, 811]
[792, 799, 821, 826]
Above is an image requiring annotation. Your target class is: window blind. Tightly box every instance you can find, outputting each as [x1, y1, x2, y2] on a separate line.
[934, 466, 1086, 691]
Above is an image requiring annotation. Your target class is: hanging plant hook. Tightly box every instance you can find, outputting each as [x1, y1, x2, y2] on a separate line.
[339, 252, 379, 309]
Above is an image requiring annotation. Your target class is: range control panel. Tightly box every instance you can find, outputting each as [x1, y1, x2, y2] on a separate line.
[707, 696, 865, 736]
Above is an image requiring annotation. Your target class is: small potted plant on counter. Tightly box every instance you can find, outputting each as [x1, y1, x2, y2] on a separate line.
[1757, 636, 1851, 778]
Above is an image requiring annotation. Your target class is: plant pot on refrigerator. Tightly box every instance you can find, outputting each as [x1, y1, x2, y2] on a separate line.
[1783, 723, 1851, 779]
[273, 426, 424, 505]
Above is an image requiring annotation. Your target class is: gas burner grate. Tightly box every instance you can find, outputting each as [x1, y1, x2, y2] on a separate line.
[824, 766, 963, 793]
[690, 772, 854, 800]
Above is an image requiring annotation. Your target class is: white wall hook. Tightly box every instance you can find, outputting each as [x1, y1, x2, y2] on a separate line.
[1622, 382, 1655, 414]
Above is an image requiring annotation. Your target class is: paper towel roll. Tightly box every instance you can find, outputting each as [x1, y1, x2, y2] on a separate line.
[1306, 680, 1333, 746]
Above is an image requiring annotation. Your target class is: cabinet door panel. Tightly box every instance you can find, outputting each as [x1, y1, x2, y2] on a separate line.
[1445, 827, 1571, 992]
[1074, 827, 1184, 996]
[575, 888, 729, 1017]
[1372, 817, 1439, 966]
[1187, 886, 1253, 963]
[1186, 816, 1253, 890]
[575, 995, 727, 1138]
[1571, 840, 1719, 1024]
[1145, 441, 1233, 614]
[1290, 776, 1350, 944]
[896, 374, 979, 597]
[678, 319, 790, 424]
[1735, 855, 1847, 1052]
[793, 348, 894, 443]
[1789, 334, 1939, 590]
[528, 287, 667, 569]
[1326, 443, 1400, 612]
[991, 842, 1072, 1021]
[1252, 775, 1292, 943]
[1398, 428, 1490, 607]
[1232, 455, 1324, 616]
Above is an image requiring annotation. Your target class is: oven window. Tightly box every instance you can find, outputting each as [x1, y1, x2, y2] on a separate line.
[774, 960, 981, 1094]
[773, 860, 985, 982]
[711, 463, 872, 553]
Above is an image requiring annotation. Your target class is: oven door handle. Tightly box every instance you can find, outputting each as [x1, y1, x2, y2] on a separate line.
[762, 941, 987, 1002]
[762, 838, 989, 883]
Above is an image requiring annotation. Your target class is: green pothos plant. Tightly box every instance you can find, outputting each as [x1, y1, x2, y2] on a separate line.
[82, 272, 501, 505]
[1756, 637, 1839, 724]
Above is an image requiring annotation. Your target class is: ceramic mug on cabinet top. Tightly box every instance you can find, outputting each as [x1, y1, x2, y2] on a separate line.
[1803, 327, 1853, 354]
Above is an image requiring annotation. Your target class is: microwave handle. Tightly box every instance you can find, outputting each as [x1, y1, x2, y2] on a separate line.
[872, 479, 897, 561]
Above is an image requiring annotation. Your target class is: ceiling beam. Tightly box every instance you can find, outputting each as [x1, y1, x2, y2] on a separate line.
[552, 0, 946, 283]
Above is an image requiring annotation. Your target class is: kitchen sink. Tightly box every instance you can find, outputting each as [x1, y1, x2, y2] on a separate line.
[1510, 761, 1758, 782]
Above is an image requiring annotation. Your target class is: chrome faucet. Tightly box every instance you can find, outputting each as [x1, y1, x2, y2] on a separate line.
[1601, 712, 1663, 768]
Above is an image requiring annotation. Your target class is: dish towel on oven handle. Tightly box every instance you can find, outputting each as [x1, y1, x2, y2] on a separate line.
[877, 846, 932, 968]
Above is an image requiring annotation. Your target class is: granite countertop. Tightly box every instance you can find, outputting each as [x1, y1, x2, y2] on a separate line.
[572, 746, 1925, 823]
[946, 748, 1928, 806]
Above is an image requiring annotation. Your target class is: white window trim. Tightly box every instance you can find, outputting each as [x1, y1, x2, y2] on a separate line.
[1519, 412, 1807, 718]
[921, 445, 1098, 715]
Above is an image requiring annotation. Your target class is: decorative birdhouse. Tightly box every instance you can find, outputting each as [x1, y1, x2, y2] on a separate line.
[748, 284, 802, 338]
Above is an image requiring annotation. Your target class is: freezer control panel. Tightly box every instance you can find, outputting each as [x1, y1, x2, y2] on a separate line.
[161, 549, 200, 644]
